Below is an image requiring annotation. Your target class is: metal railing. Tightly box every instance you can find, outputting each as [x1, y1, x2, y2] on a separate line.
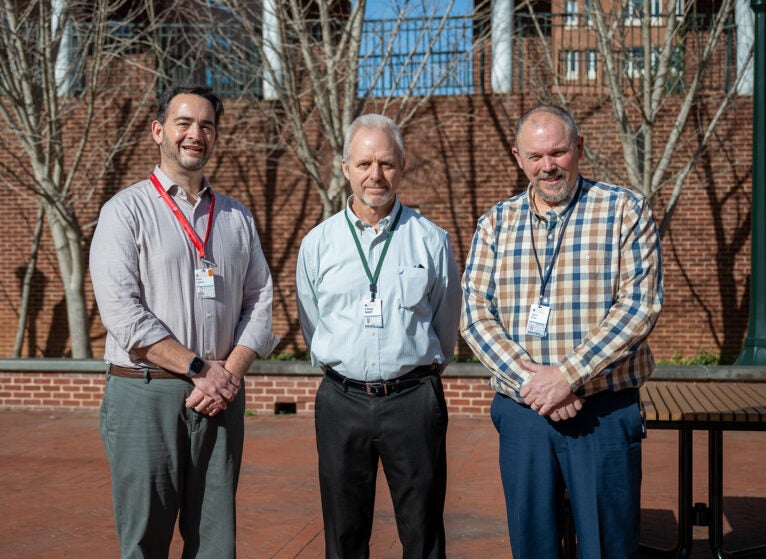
[52, 11, 737, 99]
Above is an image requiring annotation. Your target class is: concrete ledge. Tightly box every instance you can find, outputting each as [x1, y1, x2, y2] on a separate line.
[1, 359, 765, 380]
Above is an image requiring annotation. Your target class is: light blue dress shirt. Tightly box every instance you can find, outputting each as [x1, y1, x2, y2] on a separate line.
[296, 196, 461, 381]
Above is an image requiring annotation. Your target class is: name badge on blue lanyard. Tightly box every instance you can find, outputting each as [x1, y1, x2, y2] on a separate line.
[526, 303, 550, 337]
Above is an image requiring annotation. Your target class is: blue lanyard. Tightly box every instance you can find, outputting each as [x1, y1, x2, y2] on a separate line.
[529, 177, 582, 304]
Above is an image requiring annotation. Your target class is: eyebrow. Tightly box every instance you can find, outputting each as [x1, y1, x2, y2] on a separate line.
[174, 115, 216, 127]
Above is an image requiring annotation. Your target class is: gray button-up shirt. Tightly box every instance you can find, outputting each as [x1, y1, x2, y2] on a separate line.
[91, 165, 279, 367]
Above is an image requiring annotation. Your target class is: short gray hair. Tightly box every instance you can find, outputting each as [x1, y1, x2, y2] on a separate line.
[343, 114, 405, 165]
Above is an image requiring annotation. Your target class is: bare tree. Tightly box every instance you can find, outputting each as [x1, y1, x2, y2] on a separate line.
[188, 0, 486, 219]
[516, 0, 753, 235]
[0, 0, 160, 357]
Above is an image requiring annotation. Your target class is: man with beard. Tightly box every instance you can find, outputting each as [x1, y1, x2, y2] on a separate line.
[91, 82, 279, 558]
[461, 104, 663, 558]
[296, 113, 461, 558]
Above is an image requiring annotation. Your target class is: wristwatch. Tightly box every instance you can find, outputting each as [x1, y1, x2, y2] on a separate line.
[186, 356, 205, 378]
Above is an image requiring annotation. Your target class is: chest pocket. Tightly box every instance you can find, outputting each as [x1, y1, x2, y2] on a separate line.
[397, 266, 430, 310]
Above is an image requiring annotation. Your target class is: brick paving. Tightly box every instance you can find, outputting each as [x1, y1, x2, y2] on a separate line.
[1, 409, 764, 558]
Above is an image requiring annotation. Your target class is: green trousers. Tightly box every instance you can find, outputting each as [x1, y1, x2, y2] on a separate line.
[100, 374, 245, 559]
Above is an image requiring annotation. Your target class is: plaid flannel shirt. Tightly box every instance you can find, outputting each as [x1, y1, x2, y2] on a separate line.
[460, 176, 663, 403]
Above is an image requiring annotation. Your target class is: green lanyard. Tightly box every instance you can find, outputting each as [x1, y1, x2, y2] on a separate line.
[344, 204, 403, 301]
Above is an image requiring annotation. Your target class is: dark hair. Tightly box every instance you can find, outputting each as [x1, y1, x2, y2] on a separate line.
[156, 82, 224, 128]
[514, 104, 579, 147]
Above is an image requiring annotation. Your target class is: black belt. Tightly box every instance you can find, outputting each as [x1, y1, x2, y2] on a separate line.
[323, 364, 440, 397]
[108, 364, 191, 383]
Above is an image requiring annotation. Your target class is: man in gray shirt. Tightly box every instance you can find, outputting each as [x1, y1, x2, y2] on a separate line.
[90, 82, 279, 558]
[296, 114, 461, 558]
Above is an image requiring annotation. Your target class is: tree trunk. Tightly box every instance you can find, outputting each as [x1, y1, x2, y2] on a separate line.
[13, 205, 46, 357]
[47, 205, 92, 358]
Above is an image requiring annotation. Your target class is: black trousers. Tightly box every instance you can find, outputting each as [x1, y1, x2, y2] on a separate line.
[314, 373, 449, 559]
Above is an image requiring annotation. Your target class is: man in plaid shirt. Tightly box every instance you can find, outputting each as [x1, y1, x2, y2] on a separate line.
[461, 105, 663, 558]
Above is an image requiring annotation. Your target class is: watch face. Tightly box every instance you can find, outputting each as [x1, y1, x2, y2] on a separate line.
[189, 356, 205, 376]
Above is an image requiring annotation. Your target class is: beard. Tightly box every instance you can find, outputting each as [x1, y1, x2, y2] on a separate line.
[533, 172, 575, 205]
[361, 188, 394, 208]
[161, 136, 210, 172]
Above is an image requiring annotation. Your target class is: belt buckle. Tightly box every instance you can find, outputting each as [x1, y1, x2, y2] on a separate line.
[365, 382, 388, 397]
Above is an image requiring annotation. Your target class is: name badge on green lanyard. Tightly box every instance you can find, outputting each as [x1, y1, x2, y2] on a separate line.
[345, 204, 403, 330]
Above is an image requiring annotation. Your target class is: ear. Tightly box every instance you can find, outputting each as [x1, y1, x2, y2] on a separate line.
[151, 120, 163, 146]
[342, 159, 350, 180]
[512, 146, 522, 168]
[576, 135, 584, 159]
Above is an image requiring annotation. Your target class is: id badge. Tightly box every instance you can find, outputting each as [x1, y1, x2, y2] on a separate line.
[362, 299, 383, 328]
[195, 268, 216, 299]
[526, 304, 550, 337]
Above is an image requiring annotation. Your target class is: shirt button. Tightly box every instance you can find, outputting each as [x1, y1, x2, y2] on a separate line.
[371, 362, 377, 367]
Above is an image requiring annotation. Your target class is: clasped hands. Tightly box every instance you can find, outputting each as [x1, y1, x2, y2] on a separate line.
[518, 360, 584, 422]
[185, 360, 241, 417]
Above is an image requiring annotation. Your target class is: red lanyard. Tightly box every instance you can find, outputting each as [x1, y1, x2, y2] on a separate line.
[149, 172, 215, 260]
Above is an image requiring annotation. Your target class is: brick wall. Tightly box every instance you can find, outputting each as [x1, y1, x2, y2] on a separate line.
[0, 92, 755, 363]
[0, 369, 496, 418]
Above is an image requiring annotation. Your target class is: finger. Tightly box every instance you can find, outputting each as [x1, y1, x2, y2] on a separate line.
[186, 392, 205, 409]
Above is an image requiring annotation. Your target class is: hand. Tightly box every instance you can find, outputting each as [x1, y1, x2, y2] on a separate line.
[547, 393, 585, 422]
[185, 386, 225, 416]
[186, 360, 241, 411]
[518, 360, 575, 417]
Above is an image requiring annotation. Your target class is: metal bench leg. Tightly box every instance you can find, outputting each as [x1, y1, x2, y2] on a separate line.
[709, 430, 766, 559]
[639, 428, 694, 558]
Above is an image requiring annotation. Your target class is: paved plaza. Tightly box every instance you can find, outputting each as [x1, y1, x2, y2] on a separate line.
[1, 409, 764, 558]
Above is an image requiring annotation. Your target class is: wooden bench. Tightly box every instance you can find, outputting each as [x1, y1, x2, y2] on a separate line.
[639, 380, 766, 558]
[562, 379, 766, 558]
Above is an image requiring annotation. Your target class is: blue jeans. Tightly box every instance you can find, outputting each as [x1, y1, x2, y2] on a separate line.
[491, 389, 643, 559]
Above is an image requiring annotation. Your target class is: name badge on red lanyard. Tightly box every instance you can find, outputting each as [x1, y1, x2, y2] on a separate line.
[150, 173, 216, 299]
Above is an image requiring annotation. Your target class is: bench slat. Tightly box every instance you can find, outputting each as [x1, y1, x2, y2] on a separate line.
[711, 384, 750, 422]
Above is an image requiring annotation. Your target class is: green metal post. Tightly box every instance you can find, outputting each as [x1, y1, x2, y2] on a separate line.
[736, 0, 766, 364]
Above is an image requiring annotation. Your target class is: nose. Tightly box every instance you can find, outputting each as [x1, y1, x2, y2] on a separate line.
[541, 155, 557, 172]
[185, 122, 204, 141]
[369, 162, 382, 180]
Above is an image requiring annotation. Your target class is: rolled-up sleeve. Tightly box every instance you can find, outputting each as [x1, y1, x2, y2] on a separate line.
[90, 198, 171, 355]
[233, 218, 280, 358]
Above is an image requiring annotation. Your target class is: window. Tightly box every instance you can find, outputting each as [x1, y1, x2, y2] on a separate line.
[565, 0, 579, 27]
[626, 47, 643, 78]
[586, 50, 598, 80]
[565, 50, 579, 80]
[624, 0, 642, 25]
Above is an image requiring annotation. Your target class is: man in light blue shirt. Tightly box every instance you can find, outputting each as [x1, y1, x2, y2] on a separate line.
[296, 114, 461, 559]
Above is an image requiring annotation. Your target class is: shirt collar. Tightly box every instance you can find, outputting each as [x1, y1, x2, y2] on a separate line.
[151, 164, 212, 198]
[345, 195, 401, 232]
